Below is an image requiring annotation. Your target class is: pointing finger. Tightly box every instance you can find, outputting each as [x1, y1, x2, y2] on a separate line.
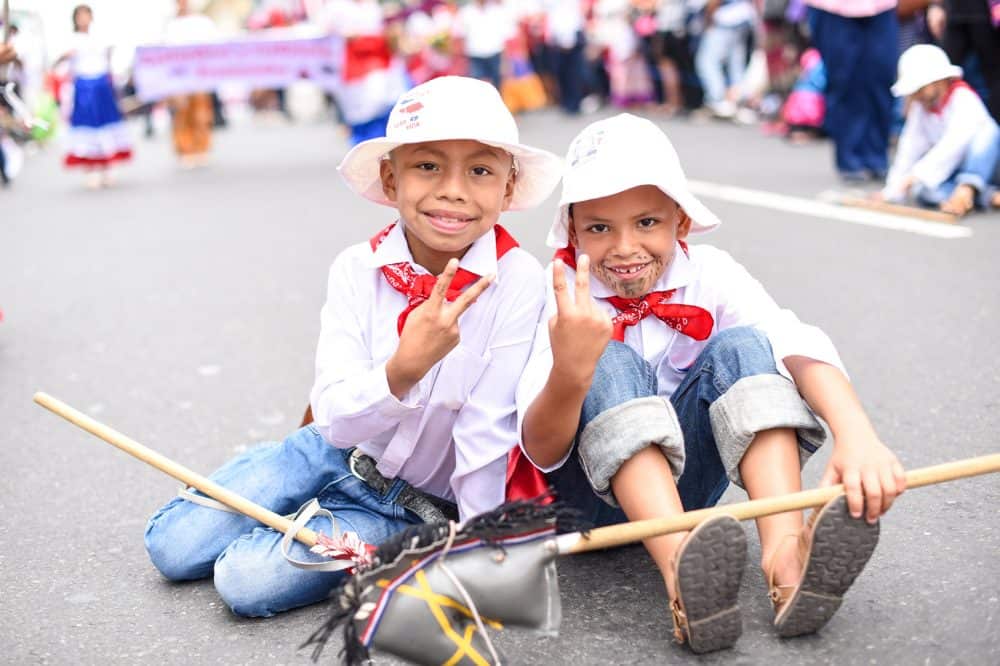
[575, 254, 592, 307]
[552, 259, 572, 313]
[429, 258, 459, 307]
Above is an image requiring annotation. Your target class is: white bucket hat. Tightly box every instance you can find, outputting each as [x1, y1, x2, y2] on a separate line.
[338, 76, 564, 211]
[547, 113, 720, 249]
[891, 44, 963, 97]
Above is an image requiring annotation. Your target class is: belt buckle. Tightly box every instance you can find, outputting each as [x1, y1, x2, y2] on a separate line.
[348, 448, 366, 481]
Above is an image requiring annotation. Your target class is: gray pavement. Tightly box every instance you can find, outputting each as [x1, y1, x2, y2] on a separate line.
[2, 109, 999, 666]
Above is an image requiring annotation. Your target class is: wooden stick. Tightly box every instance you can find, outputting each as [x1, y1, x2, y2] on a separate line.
[839, 195, 959, 224]
[33, 392, 320, 547]
[562, 453, 1000, 554]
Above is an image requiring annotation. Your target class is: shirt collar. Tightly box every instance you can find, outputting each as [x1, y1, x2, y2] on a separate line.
[367, 220, 500, 278]
[588, 242, 693, 298]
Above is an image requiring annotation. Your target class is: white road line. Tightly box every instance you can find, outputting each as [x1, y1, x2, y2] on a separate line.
[688, 180, 973, 239]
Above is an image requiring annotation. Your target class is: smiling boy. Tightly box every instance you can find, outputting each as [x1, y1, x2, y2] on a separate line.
[144, 76, 563, 617]
[517, 114, 905, 652]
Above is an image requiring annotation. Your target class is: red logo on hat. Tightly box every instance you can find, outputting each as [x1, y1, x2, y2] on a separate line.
[404, 102, 423, 114]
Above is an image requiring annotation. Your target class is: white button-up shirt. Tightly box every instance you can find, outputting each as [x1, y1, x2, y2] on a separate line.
[516, 243, 846, 471]
[883, 84, 999, 201]
[310, 222, 545, 520]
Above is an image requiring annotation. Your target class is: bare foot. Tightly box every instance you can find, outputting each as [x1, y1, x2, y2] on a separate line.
[940, 183, 975, 216]
[763, 534, 805, 591]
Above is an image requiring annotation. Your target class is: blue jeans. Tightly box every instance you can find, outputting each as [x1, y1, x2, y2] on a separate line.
[694, 22, 751, 105]
[144, 427, 421, 617]
[914, 121, 1000, 209]
[808, 7, 897, 176]
[547, 327, 822, 528]
[468, 54, 502, 90]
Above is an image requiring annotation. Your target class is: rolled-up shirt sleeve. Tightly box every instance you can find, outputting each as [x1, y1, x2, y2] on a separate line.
[310, 253, 427, 447]
[709, 248, 847, 381]
[450, 268, 546, 521]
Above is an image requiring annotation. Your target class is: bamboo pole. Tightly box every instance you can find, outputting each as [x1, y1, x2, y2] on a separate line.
[563, 453, 1000, 554]
[34, 392, 320, 547]
[35, 392, 1000, 559]
[838, 195, 959, 224]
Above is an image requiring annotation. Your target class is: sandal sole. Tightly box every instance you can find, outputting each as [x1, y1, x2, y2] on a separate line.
[675, 515, 747, 654]
[775, 495, 880, 638]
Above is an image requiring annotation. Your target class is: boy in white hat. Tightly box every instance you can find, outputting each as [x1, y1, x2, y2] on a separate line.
[144, 76, 563, 617]
[516, 113, 905, 652]
[878, 44, 1000, 216]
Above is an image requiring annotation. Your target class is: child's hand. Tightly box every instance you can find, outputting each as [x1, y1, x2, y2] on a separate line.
[820, 435, 906, 524]
[549, 255, 613, 383]
[387, 258, 494, 397]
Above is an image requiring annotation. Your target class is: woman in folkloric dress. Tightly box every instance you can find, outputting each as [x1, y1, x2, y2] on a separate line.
[60, 4, 132, 188]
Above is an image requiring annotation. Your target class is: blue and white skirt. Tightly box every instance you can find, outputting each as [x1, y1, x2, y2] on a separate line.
[64, 74, 132, 168]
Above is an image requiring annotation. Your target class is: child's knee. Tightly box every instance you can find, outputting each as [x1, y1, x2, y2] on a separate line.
[583, 341, 658, 418]
[703, 326, 777, 381]
[213, 533, 341, 617]
[213, 546, 280, 617]
[578, 396, 685, 506]
[145, 500, 214, 581]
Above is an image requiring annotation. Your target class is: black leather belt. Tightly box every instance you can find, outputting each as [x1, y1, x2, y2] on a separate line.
[348, 449, 459, 524]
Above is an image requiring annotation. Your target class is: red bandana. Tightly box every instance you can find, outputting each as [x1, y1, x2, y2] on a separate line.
[932, 80, 974, 116]
[371, 222, 518, 335]
[553, 241, 714, 342]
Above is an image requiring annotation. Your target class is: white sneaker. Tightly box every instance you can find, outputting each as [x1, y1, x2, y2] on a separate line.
[734, 107, 758, 125]
[707, 100, 737, 119]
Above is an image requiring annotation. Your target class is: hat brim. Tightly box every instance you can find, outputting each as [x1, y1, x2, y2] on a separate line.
[891, 65, 963, 97]
[338, 136, 564, 211]
[546, 179, 721, 249]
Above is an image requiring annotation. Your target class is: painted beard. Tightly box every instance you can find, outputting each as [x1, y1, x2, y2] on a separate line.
[593, 254, 667, 298]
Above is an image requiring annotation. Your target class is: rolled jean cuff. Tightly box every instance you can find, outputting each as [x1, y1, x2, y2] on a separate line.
[578, 396, 685, 507]
[708, 374, 826, 488]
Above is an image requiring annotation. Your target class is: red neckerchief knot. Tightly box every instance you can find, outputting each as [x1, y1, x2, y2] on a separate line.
[553, 240, 714, 342]
[371, 222, 519, 335]
[932, 80, 974, 116]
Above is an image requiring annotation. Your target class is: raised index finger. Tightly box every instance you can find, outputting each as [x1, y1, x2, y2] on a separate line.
[429, 258, 460, 307]
[575, 254, 592, 306]
[552, 259, 572, 313]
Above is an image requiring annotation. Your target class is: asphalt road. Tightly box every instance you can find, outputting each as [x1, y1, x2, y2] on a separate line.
[2, 107, 999, 665]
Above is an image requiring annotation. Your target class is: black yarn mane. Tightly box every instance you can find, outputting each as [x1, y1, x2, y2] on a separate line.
[304, 493, 589, 664]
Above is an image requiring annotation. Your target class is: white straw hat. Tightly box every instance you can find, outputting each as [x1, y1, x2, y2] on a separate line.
[547, 113, 720, 249]
[338, 76, 564, 211]
[891, 44, 963, 97]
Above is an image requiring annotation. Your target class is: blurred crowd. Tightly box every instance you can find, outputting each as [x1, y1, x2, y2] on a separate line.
[0, 0, 998, 190]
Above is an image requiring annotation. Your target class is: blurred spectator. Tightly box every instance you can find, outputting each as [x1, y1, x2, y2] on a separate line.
[501, 4, 549, 113]
[806, 0, 898, 181]
[164, 0, 220, 168]
[641, 0, 697, 113]
[695, 0, 756, 118]
[57, 4, 132, 188]
[544, 0, 588, 113]
[929, 1, 1000, 124]
[454, 0, 514, 90]
[779, 47, 825, 142]
[593, 0, 653, 107]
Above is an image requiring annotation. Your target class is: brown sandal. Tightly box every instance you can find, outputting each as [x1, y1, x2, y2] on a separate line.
[669, 514, 747, 654]
[766, 495, 880, 638]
